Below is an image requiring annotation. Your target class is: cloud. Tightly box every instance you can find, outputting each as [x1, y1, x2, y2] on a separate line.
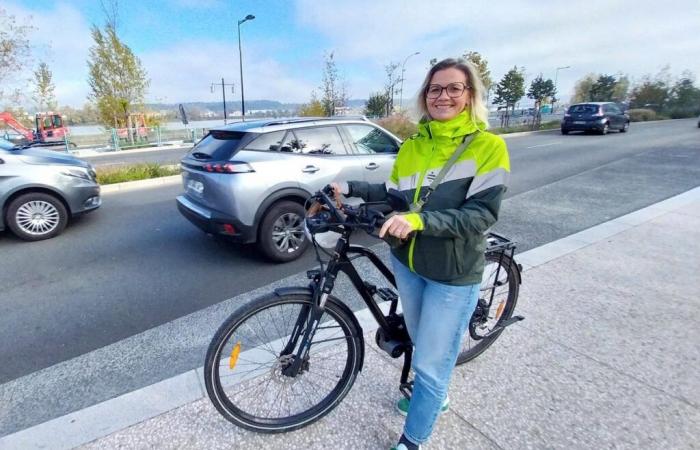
[295, 0, 700, 100]
[3, 2, 93, 107]
[140, 39, 317, 104]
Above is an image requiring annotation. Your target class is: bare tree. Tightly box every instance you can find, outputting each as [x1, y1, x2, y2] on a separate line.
[384, 62, 400, 116]
[0, 8, 33, 102]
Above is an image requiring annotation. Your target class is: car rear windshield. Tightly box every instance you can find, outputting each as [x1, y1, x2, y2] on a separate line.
[568, 104, 600, 114]
[189, 131, 246, 161]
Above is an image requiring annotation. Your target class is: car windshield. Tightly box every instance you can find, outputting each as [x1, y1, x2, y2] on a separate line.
[189, 130, 245, 161]
[568, 104, 599, 114]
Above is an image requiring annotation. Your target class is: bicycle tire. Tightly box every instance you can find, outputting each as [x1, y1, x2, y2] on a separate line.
[204, 292, 363, 433]
[456, 252, 520, 365]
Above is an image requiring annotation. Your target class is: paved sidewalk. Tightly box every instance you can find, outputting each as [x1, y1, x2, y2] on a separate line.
[3, 190, 699, 449]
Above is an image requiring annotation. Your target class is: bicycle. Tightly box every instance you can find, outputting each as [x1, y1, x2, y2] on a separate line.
[204, 185, 524, 433]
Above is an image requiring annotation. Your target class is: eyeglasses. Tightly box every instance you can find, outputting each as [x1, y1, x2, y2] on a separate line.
[426, 82, 469, 99]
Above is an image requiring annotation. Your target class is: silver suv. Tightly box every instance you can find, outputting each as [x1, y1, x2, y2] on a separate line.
[0, 139, 101, 241]
[176, 117, 401, 262]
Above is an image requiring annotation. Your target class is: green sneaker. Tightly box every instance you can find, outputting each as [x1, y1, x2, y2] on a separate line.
[395, 395, 449, 417]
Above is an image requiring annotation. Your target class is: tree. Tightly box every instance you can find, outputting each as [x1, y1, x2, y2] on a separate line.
[570, 73, 596, 103]
[589, 75, 617, 101]
[462, 51, 492, 91]
[33, 62, 57, 111]
[384, 62, 400, 115]
[492, 66, 525, 127]
[87, 24, 150, 128]
[527, 74, 556, 129]
[365, 92, 389, 117]
[612, 75, 630, 103]
[0, 8, 33, 101]
[629, 75, 669, 111]
[319, 52, 347, 116]
[298, 91, 325, 117]
[667, 72, 700, 117]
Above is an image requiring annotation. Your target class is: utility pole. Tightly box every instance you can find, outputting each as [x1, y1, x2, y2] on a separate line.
[553, 66, 571, 113]
[210, 79, 235, 124]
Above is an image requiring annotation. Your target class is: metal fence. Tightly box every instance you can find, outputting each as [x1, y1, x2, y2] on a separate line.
[64, 126, 208, 153]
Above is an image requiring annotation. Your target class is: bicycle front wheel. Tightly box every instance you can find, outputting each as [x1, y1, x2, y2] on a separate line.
[204, 292, 363, 433]
[456, 252, 520, 365]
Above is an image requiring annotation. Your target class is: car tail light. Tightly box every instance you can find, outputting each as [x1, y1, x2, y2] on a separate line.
[203, 162, 254, 173]
[221, 223, 236, 235]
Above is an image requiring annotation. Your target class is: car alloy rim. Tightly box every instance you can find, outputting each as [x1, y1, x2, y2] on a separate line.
[15, 200, 60, 235]
[271, 212, 305, 253]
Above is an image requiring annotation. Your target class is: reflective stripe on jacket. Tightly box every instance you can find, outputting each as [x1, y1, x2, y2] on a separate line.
[348, 110, 510, 285]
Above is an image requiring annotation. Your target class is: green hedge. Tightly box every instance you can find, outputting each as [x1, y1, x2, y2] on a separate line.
[96, 163, 180, 185]
[627, 108, 657, 122]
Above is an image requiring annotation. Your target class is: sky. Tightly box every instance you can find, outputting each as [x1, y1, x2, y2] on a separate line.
[3, 0, 700, 109]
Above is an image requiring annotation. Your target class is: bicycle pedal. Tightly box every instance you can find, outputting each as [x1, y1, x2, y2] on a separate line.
[377, 287, 398, 302]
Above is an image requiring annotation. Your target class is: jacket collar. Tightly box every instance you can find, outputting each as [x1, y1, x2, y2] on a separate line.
[418, 110, 482, 140]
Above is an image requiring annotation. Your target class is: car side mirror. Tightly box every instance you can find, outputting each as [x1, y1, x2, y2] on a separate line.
[386, 188, 410, 212]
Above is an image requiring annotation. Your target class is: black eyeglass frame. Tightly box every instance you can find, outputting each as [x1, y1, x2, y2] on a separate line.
[425, 82, 470, 99]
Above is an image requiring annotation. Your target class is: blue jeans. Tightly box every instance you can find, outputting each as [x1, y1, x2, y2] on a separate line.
[391, 254, 479, 445]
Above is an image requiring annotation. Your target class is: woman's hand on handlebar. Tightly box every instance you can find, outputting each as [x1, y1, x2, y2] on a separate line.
[379, 214, 417, 240]
[329, 182, 344, 200]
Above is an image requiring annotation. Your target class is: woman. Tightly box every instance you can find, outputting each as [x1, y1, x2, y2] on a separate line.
[331, 57, 510, 450]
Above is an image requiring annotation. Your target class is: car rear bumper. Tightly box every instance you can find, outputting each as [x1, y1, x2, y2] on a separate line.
[176, 195, 255, 243]
[561, 120, 606, 131]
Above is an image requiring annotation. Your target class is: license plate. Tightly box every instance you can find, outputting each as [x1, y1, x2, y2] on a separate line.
[187, 179, 204, 195]
[574, 121, 586, 125]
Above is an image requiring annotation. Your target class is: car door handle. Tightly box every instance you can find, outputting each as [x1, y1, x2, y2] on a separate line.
[365, 162, 379, 170]
[302, 165, 320, 173]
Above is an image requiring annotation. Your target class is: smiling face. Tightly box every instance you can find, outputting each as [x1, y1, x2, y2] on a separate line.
[425, 67, 470, 122]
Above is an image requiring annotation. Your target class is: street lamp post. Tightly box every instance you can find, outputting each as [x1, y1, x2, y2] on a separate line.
[237, 14, 255, 122]
[399, 51, 420, 111]
[552, 65, 570, 113]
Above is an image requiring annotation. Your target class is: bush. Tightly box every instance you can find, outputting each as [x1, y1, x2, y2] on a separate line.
[96, 163, 180, 185]
[627, 108, 657, 122]
[375, 114, 418, 140]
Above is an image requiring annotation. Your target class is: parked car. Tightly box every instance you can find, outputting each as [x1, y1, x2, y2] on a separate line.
[176, 116, 401, 262]
[561, 102, 630, 135]
[0, 138, 100, 241]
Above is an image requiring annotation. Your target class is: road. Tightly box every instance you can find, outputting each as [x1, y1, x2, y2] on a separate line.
[0, 118, 698, 434]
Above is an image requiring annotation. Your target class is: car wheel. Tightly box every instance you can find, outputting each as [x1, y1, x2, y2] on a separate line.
[620, 121, 629, 133]
[257, 200, 309, 262]
[6, 192, 68, 241]
[600, 122, 609, 135]
[561, 128, 569, 135]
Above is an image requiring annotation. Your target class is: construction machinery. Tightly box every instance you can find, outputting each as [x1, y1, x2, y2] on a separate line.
[0, 111, 70, 148]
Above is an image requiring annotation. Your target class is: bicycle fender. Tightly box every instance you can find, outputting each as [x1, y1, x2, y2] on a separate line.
[273, 286, 366, 372]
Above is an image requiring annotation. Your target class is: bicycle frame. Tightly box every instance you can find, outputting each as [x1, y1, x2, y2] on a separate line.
[282, 227, 415, 384]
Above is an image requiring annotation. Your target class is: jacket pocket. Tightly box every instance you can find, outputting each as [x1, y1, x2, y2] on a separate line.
[453, 238, 465, 275]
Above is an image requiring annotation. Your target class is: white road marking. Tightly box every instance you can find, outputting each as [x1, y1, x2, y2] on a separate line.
[526, 142, 561, 149]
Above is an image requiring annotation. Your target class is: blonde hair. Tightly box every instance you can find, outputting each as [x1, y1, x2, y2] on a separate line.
[416, 58, 490, 130]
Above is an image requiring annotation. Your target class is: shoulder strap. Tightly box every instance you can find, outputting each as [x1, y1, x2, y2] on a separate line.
[410, 131, 479, 213]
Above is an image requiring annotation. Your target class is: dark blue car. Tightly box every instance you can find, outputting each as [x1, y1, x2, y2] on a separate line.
[561, 102, 630, 135]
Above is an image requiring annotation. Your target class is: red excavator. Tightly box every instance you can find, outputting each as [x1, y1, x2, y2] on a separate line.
[0, 111, 70, 147]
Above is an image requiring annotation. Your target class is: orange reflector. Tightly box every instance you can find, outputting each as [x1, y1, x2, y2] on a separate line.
[229, 342, 242, 370]
[495, 302, 505, 320]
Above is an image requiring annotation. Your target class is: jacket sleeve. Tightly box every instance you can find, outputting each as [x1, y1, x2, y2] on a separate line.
[346, 153, 401, 202]
[419, 138, 510, 238]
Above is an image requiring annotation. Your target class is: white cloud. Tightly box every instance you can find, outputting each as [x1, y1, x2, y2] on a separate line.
[140, 39, 317, 104]
[295, 0, 700, 101]
[3, 2, 93, 107]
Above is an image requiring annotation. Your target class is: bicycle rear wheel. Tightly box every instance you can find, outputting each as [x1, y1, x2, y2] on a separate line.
[456, 252, 520, 365]
[204, 292, 362, 433]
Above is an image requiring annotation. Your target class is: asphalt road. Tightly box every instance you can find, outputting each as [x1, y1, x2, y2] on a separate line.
[1, 119, 698, 386]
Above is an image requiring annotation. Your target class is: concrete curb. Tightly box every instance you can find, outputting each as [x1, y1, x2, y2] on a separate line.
[100, 175, 181, 194]
[2, 185, 699, 450]
[74, 144, 192, 159]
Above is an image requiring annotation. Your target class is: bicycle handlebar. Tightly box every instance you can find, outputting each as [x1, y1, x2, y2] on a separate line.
[306, 185, 387, 236]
